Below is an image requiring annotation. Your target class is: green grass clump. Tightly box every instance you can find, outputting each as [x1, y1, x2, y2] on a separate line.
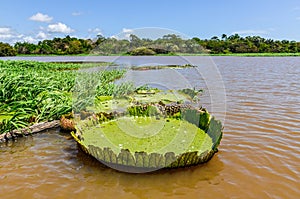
[0, 60, 127, 134]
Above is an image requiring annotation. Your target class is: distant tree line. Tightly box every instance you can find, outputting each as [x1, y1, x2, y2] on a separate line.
[1, 33, 300, 56]
[90, 34, 205, 55]
[14, 35, 93, 55]
[195, 34, 300, 54]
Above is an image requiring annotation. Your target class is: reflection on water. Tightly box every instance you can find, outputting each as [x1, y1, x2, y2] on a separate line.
[0, 56, 300, 198]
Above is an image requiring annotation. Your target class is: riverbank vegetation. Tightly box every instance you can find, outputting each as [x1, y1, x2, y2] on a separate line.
[1, 34, 300, 56]
[0, 60, 199, 134]
[0, 61, 126, 134]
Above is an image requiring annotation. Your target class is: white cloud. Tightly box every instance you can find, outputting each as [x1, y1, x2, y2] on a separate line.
[72, 12, 83, 16]
[86, 28, 103, 39]
[231, 30, 268, 35]
[23, 36, 37, 43]
[0, 27, 20, 40]
[39, 26, 45, 31]
[88, 28, 102, 35]
[47, 22, 74, 34]
[29, 13, 53, 23]
[0, 27, 11, 35]
[122, 28, 133, 33]
[94, 28, 101, 33]
[112, 28, 134, 40]
[0, 27, 46, 44]
[0, 34, 13, 39]
[36, 31, 48, 40]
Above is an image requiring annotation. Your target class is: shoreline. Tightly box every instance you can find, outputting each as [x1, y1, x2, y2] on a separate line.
[0, 120, 61, 142]
[8, 53, 300, 57]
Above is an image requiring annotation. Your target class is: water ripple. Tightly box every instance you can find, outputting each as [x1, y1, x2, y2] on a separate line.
[1, 56, 300, 198]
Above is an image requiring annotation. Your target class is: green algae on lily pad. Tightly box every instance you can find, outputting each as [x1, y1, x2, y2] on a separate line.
[72, 89, 223, 171]
[77, 117, 212, 156]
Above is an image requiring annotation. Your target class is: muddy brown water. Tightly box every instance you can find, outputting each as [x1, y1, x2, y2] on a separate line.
[0, 56, 299, 198]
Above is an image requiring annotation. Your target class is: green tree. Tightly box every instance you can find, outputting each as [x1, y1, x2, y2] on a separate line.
[14, 42, 37, 54]
[0, 42, 16, 56]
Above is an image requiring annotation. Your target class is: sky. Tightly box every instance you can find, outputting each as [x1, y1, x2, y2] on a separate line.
[1, 0, 300, 44]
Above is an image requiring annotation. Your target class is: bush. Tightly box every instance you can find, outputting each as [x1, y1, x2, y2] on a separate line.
[0, 42, 16, 56]
[128, 47, 156, 56]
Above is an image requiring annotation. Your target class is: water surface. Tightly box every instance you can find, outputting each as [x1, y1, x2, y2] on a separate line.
[0, 56, 299, 198]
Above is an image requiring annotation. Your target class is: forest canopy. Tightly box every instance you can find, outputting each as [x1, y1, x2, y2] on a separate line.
[1, 34, 300, 56]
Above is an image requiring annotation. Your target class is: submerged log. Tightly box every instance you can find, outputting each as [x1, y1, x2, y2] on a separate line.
[0, 120, 60, 142]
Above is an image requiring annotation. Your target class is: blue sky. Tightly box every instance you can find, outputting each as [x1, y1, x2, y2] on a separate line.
[1, 0, 300, 44]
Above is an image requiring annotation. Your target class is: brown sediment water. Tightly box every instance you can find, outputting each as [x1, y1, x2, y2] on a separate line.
[0, 56, 300, 198]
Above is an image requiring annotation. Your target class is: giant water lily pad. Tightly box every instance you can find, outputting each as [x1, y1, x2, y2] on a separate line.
[72, 90, 223, 171]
